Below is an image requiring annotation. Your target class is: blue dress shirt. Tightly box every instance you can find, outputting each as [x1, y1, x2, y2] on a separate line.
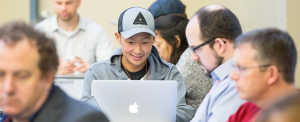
[190, 58, 246, 122]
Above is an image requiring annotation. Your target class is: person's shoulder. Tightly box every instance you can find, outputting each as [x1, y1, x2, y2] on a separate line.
[91, 59, 111, 68]
[35, 16, 55, 30]
[176, 48, 195, 69]
[241, 102, 260, 111]
[80, 16, 106, 32]
[86, 59, 113, 74]
[41, 87, 109, 122]
[235, 102, 260, 115]
[163, 61, 182, 77]
[65, 97, 109, 122]
[227, 102, 260, 122]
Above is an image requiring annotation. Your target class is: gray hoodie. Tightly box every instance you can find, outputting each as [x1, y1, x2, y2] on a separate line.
[81, 45, 194, 122]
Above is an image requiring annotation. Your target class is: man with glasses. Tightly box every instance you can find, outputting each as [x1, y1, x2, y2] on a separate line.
[227, 28, 298, 122]
[186, 5, 246, 122]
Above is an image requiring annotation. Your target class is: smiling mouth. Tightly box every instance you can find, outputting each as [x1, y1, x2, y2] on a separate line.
[131, 55, 143, 60]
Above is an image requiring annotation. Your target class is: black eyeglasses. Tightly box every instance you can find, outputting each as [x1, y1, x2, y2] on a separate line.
[191, 38, 226, 53]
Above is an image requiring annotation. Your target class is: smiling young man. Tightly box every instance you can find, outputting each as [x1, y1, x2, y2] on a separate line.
[81, 7, 194, 122]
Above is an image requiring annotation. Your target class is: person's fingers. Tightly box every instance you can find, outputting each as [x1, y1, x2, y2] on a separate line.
[73, 64, 85, 72]
[65, 62, 76, 67]
[58, 64, 75, 72]
[72, 57, 83, 64]
[74, 56, 80, 59]
[60, 61, 76, 67]
[56, 68, 74, 75]
[76, 65, 88, 73]
[77, 68, 87, 73]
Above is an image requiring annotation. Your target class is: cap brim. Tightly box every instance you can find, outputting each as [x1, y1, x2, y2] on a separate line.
[121, 28, 156, 39]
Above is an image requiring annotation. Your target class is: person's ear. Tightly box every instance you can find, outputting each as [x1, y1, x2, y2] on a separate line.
[51, 0, 55, 7]
[175, 35, 181, 48]
[152, 32, 157, 45]
[77, 0, 82, 8]
[266, 65, 280, 85]
[42, 71, 55, 90]
[115, 32, 121, 44]
[214, 38, 226, 55]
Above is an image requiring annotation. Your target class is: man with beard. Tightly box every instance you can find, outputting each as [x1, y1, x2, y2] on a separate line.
[35, 0, 114, 75]
[186, 5, 246, 122]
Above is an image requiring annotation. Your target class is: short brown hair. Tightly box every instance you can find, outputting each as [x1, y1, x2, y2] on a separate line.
[0, 21, 59, 76]
[234, 28, 297, 84]
[194, 6, 242, 44]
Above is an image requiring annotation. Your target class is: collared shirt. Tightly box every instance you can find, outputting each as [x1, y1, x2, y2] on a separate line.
[35, 15, 114, 64]
[191, 58, 246, 122]
[227, 102, 262, 122]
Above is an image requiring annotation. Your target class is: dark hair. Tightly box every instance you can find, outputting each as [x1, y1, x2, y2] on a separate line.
[0, 21, 59, 76]
[155, 14, 189, 64]
[234, 28, 297, 84]
[148, 0, 186, 20]
[194, 6, 242, 47]
[256, 93, 300, 122]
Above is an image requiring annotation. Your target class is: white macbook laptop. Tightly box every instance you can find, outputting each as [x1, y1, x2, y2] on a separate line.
[91, 80, 177, 122]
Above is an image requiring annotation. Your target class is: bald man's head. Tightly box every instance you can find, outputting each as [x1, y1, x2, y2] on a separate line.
[190, 5, 242, 44]
[204, 4, 225, 11]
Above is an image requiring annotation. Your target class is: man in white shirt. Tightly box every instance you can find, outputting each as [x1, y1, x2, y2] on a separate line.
[35, 0, 114, 75]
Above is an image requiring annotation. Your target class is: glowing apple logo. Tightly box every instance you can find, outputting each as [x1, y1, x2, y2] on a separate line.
[129, 102, 138, 113]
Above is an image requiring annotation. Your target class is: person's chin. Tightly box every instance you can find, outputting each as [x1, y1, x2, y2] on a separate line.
[238, 93, 247, 100]
[58, 15, 70, 21]
[202, 67, 212, 78]
[2, 106, 22, 115]
[204, 72, 212, 78]
[130, 55, 145, 66]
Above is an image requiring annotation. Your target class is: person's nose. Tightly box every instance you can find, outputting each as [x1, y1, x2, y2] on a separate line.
[229, 68, 239, 83]
[60, 4, 67, 11]
[134, 44, 143, 55]
[2, 75, 15, 96]
[190, 51, 200, 61]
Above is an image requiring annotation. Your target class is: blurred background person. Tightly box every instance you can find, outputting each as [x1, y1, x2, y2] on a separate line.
[256, 93, 300, 122]
[154, 14, 213, 116]
[35, 0, 114, 75]
[228, 28, 298, 122]
[148, 0, 187, 20]
[154, 14, 188, 64]
[0, 21, 109, 122]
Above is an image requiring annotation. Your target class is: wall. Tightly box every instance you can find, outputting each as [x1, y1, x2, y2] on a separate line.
[0, 0, 30, 26]
[181, 0, 286, 32]
[38, 0, 299, 87]
[286, 0, 300, 87]
[38, 0, 156, 49]
[38, 0, 286, 47]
